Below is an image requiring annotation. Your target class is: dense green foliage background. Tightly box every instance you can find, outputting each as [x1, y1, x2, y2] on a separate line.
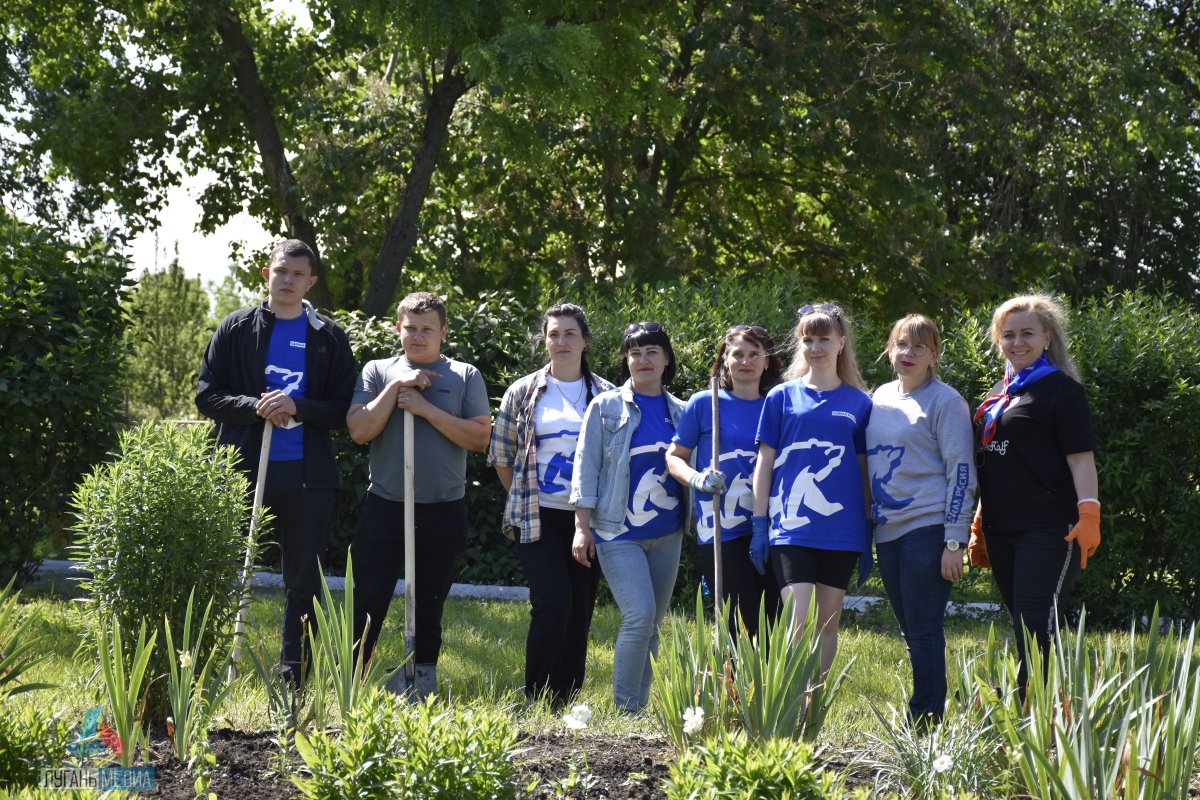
[0, 213, 127, 586]
[3, 0, 1199, 313]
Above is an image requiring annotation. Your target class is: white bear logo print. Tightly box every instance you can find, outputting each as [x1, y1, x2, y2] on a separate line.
[617, 443, 680, 535]
[698, 448, 756, 535]
[769, 438, 845, 530]
[265, 365, 304, 396]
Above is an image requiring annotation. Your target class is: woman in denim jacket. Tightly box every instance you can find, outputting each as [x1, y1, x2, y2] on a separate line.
[570, 322, 687, 712]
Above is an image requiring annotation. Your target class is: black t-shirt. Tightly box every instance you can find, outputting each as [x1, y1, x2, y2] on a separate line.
[976, 370, 1096, 532]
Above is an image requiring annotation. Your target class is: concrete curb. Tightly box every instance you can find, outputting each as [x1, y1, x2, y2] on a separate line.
[36, 559, 1002, 615]
[35, 559, 532, 603]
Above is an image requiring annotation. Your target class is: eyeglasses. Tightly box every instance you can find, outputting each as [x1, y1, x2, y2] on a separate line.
[727, 324, 769, 338]
[797, 303, 841, 318]
[624, 321, 666, 338]
[893, 341, 930, 357]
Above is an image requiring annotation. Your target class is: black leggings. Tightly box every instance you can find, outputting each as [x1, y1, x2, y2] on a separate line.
[697, 537, 781, 640]
[986, 525, 1081, 691]
[350, 493, 467, 667]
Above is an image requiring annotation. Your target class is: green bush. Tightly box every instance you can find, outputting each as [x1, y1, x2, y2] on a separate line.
[664, 729, 841, 799]
[0, 702, 70, 790]
[294, 689, 518, 800]
[0, 212, 127, 585]
[71, 422, 252, 714]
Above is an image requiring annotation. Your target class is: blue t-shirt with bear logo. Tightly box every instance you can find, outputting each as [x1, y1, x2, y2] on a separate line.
[755, 380, 871, 552]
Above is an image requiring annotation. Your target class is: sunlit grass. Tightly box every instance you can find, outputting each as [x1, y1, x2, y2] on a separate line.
[17, 579, 1001, 746]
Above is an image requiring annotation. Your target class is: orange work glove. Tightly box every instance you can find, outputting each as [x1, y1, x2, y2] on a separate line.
[1065, 501, 1101, 569]
[967, 510, 990, 569]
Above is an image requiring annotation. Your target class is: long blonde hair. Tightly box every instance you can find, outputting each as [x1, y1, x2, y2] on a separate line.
[784, 303, 866, 390]
[990, 294, 1079, 381]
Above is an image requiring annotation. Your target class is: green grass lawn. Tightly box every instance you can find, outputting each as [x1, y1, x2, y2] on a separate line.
[18, 574, 1008, 748]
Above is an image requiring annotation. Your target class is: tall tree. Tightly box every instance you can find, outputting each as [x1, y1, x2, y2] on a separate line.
[122, 260, 212, 420]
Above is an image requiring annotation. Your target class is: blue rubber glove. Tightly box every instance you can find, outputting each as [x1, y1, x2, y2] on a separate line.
[749, 515, 770, 575]
[688, 467, 727, 494]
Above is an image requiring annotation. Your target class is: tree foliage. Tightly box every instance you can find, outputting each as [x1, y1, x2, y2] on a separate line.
[4, 0, 1197, 318]
[0, 211, 128, 585]
[122, 260, 211, 420]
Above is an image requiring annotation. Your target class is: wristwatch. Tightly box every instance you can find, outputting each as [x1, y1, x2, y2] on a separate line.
[944, 539, 961, 552]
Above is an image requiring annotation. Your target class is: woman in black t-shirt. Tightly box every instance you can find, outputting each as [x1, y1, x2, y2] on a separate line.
[967, 294, 1101, 693]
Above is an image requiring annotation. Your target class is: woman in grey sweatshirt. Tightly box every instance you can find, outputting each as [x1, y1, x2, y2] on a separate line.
[865, 314, 976, 724]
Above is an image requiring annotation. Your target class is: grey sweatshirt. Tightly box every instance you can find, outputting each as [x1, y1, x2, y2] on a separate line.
[865, 378, 977, 544]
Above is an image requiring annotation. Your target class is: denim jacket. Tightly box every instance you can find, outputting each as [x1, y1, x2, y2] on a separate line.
[570, 380, 688, 535]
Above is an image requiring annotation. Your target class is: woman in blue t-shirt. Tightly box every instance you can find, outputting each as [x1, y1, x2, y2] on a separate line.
[666, 324, 784, 640]
[570, 322, 687, 712]
[751, 302, 872, 679]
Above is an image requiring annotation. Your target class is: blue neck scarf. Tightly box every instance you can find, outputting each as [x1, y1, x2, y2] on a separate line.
[974, 353, 1059, 445]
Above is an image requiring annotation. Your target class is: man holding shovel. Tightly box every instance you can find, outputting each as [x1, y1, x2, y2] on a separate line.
[196, 239, 356, 688]
[347, 291, 491, 700]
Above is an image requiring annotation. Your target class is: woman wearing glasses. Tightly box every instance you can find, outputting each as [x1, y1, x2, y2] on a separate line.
[571, 321, 687, 712]
[665, 324, 784, 639]
[865, 314, 975, 724]
[488, 303, 615, 707]
[751, 302, 871, 678]
[969, 294, 1099, 695]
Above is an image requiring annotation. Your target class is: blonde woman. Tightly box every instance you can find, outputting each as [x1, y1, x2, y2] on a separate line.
[866, 314, 975, 724]
[969, 294, 1100, 694]
[751, 303, 871, 677]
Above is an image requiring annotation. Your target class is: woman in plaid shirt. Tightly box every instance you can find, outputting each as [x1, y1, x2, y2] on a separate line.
[488, 303, 614, 706]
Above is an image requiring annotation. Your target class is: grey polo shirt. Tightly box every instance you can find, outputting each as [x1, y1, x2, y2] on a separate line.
[353, 354, 490, 503]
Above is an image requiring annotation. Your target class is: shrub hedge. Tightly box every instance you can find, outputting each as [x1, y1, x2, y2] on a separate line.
[1, 215, 127, 586]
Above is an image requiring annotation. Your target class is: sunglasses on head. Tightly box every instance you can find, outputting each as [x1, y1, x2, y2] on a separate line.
[797, 303, 841, 318]
[624, 321, 666, 338]
[727, 324, 769, 338]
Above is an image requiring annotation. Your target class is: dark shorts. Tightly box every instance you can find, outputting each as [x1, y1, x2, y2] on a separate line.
[771, 545, 859, 591]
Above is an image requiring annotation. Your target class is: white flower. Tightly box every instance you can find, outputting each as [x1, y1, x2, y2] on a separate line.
[178, 651, 194, 670]
[682, 706, 705, 736]
[563, 704, 591, 730]
[932, 754, 953, 773]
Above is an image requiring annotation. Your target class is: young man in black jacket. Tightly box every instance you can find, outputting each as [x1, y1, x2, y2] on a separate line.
[196, 239, 356, 686]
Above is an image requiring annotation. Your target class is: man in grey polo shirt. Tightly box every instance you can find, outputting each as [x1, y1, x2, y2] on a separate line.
[346, 291, 491, 698]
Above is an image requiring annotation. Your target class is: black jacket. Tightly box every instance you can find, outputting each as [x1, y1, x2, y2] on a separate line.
[196, 301, 356, 490]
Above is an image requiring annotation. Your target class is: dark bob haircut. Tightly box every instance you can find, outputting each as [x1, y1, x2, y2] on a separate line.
[617, 321, 676, 385]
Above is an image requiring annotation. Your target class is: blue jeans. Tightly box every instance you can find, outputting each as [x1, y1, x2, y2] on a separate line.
[596, 532, 682, 711]
[876, 524, 952, 720]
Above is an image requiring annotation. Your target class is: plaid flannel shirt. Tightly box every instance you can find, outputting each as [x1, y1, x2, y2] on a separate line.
[487, 366, 613, 543]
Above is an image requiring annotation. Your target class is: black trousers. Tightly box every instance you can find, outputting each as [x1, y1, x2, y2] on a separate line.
[515, 507, 601, 705]
[697, 536, 781, 641]
[986, 525, 1081, 691]
[350, 493, 467, 667]
[262, 460, 335, 681]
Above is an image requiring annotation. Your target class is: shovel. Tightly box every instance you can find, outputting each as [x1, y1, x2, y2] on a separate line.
[385, 410, 417, 694]
[229, 419, 273, 682]
[709, 377, 725, 627]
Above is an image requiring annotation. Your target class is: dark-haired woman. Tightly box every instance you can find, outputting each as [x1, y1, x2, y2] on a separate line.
[751, 303, 872, 679]
[571, 322, 686, 712]
[666, 325, 784, 640]
[970, 294, 1100, 694]
[489, 304, 615, 706]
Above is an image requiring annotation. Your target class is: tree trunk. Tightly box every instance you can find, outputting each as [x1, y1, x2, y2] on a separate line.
[212, 2, 333, 310]
[362, 54, 469, 318]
